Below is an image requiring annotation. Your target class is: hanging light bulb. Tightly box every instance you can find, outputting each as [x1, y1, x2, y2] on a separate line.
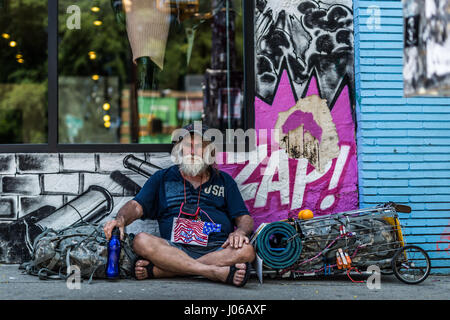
[88, 51, 97, 60]
[15, 54, 22, 59]
[93, 20, 103, 26]
[17, 58, 24, 64]
[9, 40, 16, 47]
[104, 121, 111, 128]
[103, 115, 111, 122]
[103, 102, 111, 111]
[92, 74, 100, 81]
[2, 33, 10, 39]
[91, 6, 100, 12]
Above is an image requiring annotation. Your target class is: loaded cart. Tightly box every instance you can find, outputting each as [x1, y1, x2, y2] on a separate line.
[251, 203, 431, 285]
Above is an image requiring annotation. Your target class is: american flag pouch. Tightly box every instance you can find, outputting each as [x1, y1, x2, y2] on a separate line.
[171, 208, 221, 247]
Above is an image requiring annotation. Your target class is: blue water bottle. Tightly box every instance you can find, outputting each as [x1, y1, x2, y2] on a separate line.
[106, 227, 121, 280]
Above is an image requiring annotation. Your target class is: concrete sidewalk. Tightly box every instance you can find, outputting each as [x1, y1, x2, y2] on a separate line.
[1, 264, 449, 300]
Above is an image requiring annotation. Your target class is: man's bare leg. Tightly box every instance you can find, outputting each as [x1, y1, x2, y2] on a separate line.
[198, 243, 256, 266]
[135, 242, 255, 279]
[133, 233, 254, 285]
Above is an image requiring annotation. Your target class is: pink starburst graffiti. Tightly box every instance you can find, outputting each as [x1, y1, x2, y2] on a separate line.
[219, 69, 358, 229]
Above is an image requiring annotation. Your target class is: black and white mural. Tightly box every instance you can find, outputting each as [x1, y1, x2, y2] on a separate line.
[0, 153, 172, 263]
[403, 0, 450, 96]
[255, 0, 354, 105]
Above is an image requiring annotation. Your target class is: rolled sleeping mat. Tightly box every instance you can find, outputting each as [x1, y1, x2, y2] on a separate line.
[255, 221, 302, 270]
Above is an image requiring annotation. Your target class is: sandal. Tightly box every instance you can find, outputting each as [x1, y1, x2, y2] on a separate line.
[132, 256, 155, 280]
[226, 262, 251, 287]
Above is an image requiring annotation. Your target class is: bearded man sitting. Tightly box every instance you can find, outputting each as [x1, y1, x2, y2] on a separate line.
[103, 123, 255, 287]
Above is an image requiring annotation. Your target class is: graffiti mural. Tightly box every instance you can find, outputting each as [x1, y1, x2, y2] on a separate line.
[255, 0, 354, 105]
[403, 0, 450, 96]
[219, 0, 357, 228]
[436, 220, 450, 255]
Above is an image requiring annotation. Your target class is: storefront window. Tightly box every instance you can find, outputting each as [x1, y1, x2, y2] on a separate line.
[58, 0, 244, 144]
[0, 0, 48, 144]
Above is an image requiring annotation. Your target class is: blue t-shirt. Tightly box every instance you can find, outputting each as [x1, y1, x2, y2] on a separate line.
[133, 165, 250, 243]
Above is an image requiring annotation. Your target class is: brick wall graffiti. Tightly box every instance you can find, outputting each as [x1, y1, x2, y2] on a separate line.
[0, 153, 165, 263]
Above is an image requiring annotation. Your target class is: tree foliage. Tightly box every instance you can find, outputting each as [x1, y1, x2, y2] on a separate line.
[0, 0, 48, 143]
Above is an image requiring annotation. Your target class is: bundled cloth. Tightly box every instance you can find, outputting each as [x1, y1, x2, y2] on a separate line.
[19, 222, 137, 283]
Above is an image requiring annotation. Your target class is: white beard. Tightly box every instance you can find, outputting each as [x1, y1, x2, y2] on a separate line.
[178, 154, 209, 177]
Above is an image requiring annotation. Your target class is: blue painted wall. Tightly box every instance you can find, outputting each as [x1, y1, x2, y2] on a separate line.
[354, 0, 450, 273]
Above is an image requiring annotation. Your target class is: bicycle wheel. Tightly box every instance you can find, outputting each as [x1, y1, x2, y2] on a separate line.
[391, 245, 431, 284]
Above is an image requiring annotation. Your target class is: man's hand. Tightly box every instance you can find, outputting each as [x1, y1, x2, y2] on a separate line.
[221, 229, 250, 249]
[103, 216, 125, 241]
[103, 200, 144, 240]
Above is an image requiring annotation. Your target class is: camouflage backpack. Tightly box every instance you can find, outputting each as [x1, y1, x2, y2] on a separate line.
[19, 222, 138, 283]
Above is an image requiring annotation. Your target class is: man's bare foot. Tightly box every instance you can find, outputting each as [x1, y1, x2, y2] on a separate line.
[216, 263, 249, 287]
[134, 259, 178, 280]
[134, 259, 153, 280]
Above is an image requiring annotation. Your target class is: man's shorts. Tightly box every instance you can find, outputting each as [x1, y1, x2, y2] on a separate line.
[166, 240, 225, 259]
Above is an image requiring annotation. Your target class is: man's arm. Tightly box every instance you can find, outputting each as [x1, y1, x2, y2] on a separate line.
[103, 200, 144, 240]
[116, 200, 144, 225]
[221, 214, 254, 249]
[234, 215, 254, 237]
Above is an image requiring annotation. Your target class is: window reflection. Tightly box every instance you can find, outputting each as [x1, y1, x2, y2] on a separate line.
[58, 0, 244, 144]
[0, 0, 48, 144]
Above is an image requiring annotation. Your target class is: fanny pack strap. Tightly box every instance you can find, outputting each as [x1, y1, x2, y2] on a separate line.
[199, 209, 218, 226]
[183, 176, 202, 206]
